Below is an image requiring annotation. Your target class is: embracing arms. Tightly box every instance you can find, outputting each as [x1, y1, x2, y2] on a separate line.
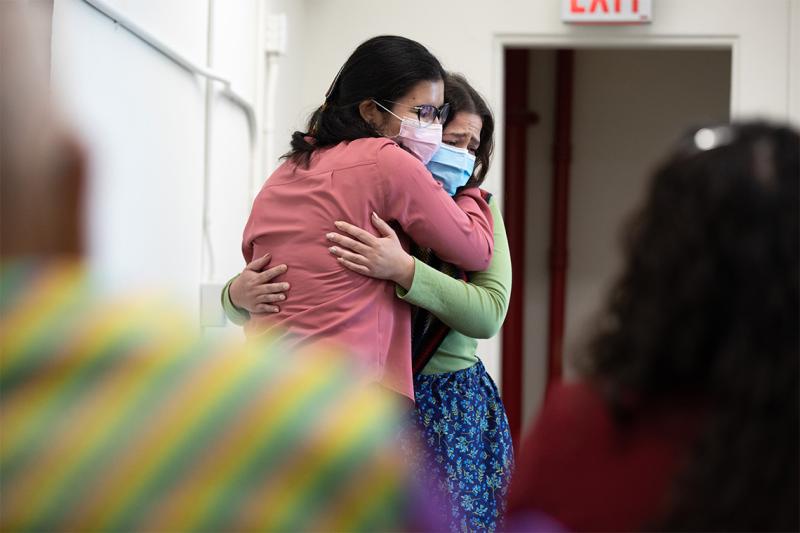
[327, 196, 511, 339]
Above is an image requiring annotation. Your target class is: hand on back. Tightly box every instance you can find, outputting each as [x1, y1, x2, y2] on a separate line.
[326, 212, 416, 290]
[229, 253, 290, 314]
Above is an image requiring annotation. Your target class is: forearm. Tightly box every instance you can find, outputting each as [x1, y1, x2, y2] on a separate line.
[400, 188, 494, 272]
[396, 196, 511, 339]
[393, 253, 416, 291]
[221, 275, 250, 326]
[397, 259, 508, 339]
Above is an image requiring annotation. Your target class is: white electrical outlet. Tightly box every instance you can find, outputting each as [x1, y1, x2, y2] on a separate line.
[199, 283, 227, 327]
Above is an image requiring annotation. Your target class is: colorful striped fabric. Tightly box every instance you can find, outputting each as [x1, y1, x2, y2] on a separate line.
[0, 261, 411, 532]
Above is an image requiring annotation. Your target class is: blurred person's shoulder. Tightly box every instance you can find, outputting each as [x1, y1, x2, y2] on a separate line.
[537, 380, 701, 441]
[510, 380, 704, 531]
[536, 381, 610, 431]
[1, 259, 286, 387]
[1, 259, 199, 385]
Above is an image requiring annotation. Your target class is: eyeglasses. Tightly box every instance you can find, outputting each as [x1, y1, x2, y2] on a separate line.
[372, 99, 450, 128]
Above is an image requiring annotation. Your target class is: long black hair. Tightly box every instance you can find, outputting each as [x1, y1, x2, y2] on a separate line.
[285, 35, 445, 167]
[444, 73, 495, 189]
[576, 122, 799, 531]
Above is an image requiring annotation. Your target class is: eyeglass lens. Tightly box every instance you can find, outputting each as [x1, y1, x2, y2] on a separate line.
[416, 103, 450, 125]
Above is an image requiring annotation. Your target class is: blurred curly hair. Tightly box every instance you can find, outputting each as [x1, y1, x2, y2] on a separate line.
[576, 122, 799, 531]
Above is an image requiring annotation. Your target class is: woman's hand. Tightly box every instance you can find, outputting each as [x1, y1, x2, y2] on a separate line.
[229, 253, 290, 314]
[326, 212, 415, 290]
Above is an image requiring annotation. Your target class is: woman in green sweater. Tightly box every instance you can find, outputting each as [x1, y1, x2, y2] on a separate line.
[222, 73, 513, 532]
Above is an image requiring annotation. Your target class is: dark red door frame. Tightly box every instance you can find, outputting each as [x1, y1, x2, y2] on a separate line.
[546, 49, 575, 387]
[502, 48, 536, 449]
[503, 48, 573, 446]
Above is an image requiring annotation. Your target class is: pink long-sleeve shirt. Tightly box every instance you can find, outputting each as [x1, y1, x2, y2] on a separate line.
[242, 137, 494, 399]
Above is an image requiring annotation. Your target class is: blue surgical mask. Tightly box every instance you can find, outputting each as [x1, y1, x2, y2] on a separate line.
[426, 144, 476, 195]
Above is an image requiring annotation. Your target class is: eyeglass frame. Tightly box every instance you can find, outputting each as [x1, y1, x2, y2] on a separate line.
[372, 99, 450, 128]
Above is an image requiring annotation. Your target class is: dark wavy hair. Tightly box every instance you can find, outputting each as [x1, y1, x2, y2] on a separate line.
[284, 35, 445, 167]
[576, 122, 799, 531]
[443, 73, 495, 190]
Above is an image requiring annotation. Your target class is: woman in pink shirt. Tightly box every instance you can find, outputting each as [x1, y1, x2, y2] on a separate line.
[238, 36, 494, 401]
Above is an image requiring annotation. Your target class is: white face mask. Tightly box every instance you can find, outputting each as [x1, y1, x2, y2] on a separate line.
[373, 100, 442, 164]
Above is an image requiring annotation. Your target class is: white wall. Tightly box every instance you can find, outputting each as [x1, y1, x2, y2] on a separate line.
[51, 0, 208, 308]
[206, 0, 259, 288]
[263, 0, 309, 174]
[51, 0, 261, 316]
[790, 0, 800, 125]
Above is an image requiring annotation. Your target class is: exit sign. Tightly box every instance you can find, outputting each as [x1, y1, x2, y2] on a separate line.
[562, 0, 652, 24]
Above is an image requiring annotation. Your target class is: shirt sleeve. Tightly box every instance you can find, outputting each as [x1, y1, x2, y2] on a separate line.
[221, 274, 250, 326]
[377, 143, 494, 272]
[396, 196, 511, 339]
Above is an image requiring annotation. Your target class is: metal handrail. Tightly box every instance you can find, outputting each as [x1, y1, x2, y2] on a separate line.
[80, 0, 256, 139]
[79, 0, 261, 288]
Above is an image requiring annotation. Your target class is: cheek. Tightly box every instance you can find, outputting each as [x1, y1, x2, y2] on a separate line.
[381, 115, 401, 137]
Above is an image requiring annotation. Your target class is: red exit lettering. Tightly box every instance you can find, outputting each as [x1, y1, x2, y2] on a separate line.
[571, 0, 640, 13]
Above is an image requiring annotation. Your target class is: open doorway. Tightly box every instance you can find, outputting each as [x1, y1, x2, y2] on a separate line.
[501, 47, 732, 443]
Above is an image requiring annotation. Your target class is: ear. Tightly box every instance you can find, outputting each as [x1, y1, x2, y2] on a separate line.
[358, 100, 383, 130]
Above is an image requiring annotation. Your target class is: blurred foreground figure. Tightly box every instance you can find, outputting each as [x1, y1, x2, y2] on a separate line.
[0, 5, 412, 531]
[508, 122, 799, 532]
[1, 286, 409, 531]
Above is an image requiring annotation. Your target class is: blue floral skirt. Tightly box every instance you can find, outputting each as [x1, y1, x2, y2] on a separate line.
[412, 361, 514, 532]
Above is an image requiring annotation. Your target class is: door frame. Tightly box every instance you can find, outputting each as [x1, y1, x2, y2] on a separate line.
[493, 33, 738, 442]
